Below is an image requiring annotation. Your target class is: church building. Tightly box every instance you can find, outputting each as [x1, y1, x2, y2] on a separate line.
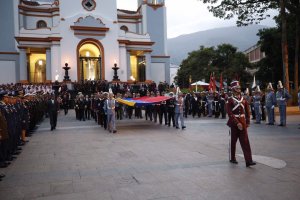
[0, 0, 170, 84]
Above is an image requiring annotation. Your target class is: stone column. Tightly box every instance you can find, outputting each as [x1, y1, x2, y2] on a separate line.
[19, 48, 27, 82]
[119, 45, 127, 81]
[145, 53, 151, 81]
[51, 45, 61, 82]
[126, 51, 131, 81]
[46, 48, 51, 82]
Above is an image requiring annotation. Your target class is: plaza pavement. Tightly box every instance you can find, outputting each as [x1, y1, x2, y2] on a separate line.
[0, 110, 299, 200]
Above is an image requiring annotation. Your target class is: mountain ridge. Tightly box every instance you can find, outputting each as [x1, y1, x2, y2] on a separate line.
[167, 25, 269, 65]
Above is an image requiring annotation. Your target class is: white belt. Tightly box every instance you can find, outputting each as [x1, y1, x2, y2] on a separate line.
[234, 114, 245, 118]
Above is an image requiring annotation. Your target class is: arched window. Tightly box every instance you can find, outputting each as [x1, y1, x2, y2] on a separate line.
[37, 20, 47, 28]
[120, 25, 129, 32]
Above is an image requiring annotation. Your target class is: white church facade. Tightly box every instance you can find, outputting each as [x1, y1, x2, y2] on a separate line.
[0, 0, 170, 84]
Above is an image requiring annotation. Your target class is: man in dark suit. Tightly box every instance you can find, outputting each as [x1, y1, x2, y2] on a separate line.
[47, 94, 59, 131]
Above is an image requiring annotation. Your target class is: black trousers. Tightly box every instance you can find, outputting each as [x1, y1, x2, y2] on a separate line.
[49, 111, 58, 129]
[168, 110, 175, 126]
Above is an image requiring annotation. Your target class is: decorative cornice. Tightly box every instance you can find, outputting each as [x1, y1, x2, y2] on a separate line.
[70, 26, 109, 32]
[118, 20, 142, 24]
[0, 52, 19, 55]
[117, 14, 142, 20]
[117, 9, 138, 15]
[18, 5, 59, 13]
[74, 33, 105, 37]
[127, 49, 153, 53]
[147, 3, 164, 10]
[118, 40, 154, 46]
[74, 15, 105, 26]
[19, 12, 59, 18]
[151, 55, 170, 58]
[15, 37, 62, 42]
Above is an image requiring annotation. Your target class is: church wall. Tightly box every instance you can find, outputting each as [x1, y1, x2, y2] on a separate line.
[24, 16, 53, 29]
[0, 60, 17, 84]
[118, 22, 137, 33]
[151, 56, 170, 84]
[0, 0, 16, 52]
[118, 45, 127, 81]
[144, 6, 166, 56]
[60, 0, 117, 21]
[58, 0, 120, 82]
[151, 63, 165, 84]
[0, 54, 19, 83]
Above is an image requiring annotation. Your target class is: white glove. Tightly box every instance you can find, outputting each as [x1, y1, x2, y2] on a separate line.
[271, 105, 274, 109]
[237, 123, 243, 131]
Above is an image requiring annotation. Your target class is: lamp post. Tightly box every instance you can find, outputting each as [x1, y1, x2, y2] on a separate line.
[112, 60, 120, 81]
[63, 62, 71, 82]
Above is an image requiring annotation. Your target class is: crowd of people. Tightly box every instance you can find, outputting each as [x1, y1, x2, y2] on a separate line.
[0, 79, 299, 180]
[0, 84, 47, 181]
[71, 89, 187, 133]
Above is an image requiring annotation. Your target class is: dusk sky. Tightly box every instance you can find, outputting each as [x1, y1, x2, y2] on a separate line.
[117, 0, 277, 38]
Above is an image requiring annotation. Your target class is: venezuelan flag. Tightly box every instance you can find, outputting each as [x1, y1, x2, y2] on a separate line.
[116, 96, 172, 107]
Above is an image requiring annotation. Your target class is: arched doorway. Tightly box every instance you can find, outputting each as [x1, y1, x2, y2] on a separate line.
[29, 53, 46, 83]
[77, 39, 104, 82]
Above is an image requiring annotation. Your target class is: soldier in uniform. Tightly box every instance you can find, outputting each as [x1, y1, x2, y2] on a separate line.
[191, 93, 200, 118]
[219, 89, 227, 119]
[253, 86, 262, 124]
[298, 87, 300, 110]
[200, 91, 207, 117]
[276, 81, 291, 126]
[265, 83, 276, 125]
[0, 92, 8, 180]
[0, 91, 10, 170]
[214, 91, 220, 118]
[226, 81, 256, 167]
[207, 90, 214, 117]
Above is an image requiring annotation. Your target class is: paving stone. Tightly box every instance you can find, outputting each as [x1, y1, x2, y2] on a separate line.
[0, 111, 299, 200]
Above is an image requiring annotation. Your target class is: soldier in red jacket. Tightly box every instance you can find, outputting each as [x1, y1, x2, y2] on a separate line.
[226, 81, 256, 167]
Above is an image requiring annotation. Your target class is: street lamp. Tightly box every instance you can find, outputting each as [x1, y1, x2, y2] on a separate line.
[63, 62, 71, 82]
[112, 60, 120, 81]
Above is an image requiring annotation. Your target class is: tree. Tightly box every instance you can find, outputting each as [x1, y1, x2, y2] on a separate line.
[197, 0, 299, 92]
[176, 44, 252, 89]
[256, 28, 282, 86]
[175, 46, 216, 88]
[287, 0, 300, 94]
[280, 0, 289, 91]
[255, 9, 300, 92]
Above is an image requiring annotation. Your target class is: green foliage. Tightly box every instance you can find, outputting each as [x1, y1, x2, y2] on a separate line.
[198, 0, 278, 26]
[255, 12, 300, 89]
[176, 44, 252, 88]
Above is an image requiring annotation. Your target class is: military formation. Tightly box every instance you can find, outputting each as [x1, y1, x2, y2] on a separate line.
[0, 79, 297, 180]
[0, 83, 50, 181]
[68, 79, 295, 135]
